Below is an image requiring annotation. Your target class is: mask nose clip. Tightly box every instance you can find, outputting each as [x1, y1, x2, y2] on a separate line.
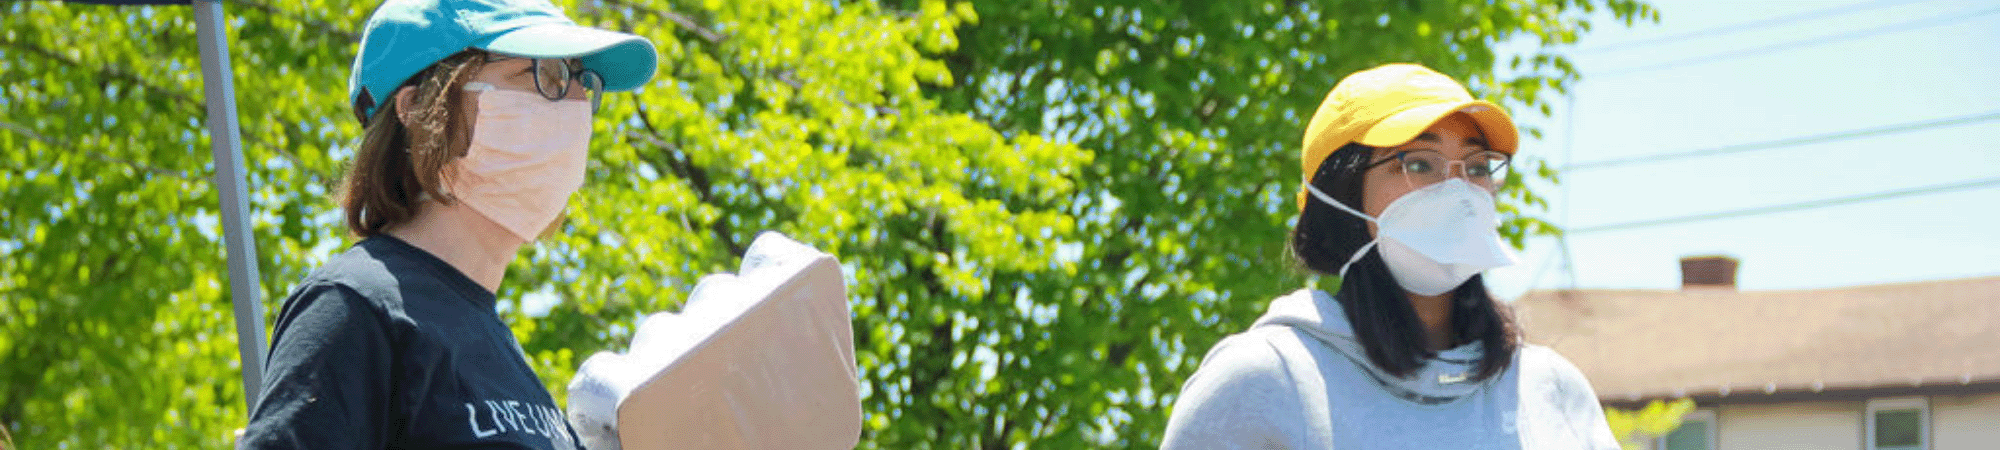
[1444, 160, 1469, 180]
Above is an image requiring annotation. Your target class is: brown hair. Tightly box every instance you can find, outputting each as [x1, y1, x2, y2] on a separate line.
[339, 50, 488, 238]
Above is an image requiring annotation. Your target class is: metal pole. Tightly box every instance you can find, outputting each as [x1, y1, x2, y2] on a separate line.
[193, 0, 267, 410]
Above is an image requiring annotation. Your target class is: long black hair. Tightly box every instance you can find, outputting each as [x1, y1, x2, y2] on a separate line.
[1289, 143, 1520, 381]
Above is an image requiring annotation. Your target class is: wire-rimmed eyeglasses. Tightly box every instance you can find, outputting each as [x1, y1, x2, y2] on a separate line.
[1365, 149, 1512, 191]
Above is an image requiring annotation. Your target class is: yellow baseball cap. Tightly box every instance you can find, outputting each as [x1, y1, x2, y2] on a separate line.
[1297, 63, 1518, 209]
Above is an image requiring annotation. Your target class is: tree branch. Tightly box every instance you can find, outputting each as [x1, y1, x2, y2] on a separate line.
[597, 0, 725, 44]
[629, 102, 743, 256]
[230, 0, 360, 42]
[0, 37, 200, 110]
[0, 118, 194, 179]
[0, 37, 332, 183]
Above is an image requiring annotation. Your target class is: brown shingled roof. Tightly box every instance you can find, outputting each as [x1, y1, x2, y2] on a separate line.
[1512, 275, 2000, 404]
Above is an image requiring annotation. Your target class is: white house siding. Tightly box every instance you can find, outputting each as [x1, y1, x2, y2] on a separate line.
[1933, 391, 2000, 449]
[1715, 400, 1861, 450]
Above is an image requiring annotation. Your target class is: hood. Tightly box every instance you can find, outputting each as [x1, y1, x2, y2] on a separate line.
[1252, 288, 1490, 404]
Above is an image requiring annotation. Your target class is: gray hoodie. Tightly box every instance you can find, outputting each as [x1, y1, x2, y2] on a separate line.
[1160, 289, 1618, 449]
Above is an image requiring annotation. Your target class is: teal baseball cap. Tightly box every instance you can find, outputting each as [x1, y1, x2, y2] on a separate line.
[348, 0, 659, 122]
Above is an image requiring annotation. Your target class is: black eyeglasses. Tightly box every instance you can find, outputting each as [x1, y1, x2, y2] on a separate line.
[484, 54, 605, 113]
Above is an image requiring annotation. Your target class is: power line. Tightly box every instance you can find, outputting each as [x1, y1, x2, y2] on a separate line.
[1575, 0, 1937, 54]
[1564, 110, 2000, 171]
[1596, 5, 2000, 77]
[1568, 176, 2000, 234]
[1558, 82, 1581, 289]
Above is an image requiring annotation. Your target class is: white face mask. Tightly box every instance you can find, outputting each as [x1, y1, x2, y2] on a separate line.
[1304, 178, 1519, 296]
[446, 82, 593, 242]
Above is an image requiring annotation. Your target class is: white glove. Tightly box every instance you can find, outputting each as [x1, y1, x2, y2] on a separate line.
[567, 276, 736, 450]
[567, 307, 708, 450]
[565, 351, 632, 450]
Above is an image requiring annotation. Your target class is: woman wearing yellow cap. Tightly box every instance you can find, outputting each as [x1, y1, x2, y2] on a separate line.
[1159, 64, 1616, 449]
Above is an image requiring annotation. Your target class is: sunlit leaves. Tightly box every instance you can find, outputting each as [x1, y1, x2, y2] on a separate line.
[892, 0, 1657, 447]
[2, 1, 362, 447]
[2, 0, 1653, 448]
[516, 2, 1091, 449]
[1606, 398, 1697, 449]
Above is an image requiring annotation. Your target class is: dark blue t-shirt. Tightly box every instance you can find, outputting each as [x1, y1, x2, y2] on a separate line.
[240, 235, 582, 450]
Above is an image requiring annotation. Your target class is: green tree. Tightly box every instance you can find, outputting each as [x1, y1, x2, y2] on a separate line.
[508, 1, 1095, 449]
[2, 1, 354, 447]
[5, 0, 1083, 447]
[0, 0, 1654, 448]
[855, 0, 1657, 447]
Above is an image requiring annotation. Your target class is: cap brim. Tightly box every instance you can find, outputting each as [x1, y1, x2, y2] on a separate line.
[1355, 100, 1518, 154]
[478, 23, 659, 92]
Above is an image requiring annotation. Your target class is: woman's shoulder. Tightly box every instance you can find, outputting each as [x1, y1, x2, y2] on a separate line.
[278, 238, 434, 323]
[1179, 288, 1343, 393]
[1163, 330, 1318, 448]
[296, 248, 397, 302]
[1510, 345, 1622, 448]
[1193, 330, 1302, 383]
[1511, 343, 1601, 404]
[1173, 323, 1337, 412]
[272, 238, 455, 341]
[1514, 345, 1588, 380]
[296, 235, 446, 302]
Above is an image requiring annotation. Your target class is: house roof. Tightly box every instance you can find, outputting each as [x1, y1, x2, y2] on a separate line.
[1512, 275, 2000, 404]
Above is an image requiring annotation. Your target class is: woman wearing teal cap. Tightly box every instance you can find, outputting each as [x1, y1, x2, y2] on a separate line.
[1159, 64, 1615, 448]
[239, 0, 655, 448]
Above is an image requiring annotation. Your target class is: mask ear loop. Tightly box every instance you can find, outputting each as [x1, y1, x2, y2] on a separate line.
[1303, 183, 1379, 280]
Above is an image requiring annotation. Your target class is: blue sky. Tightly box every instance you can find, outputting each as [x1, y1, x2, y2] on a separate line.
[1486, 0, 2000, 297]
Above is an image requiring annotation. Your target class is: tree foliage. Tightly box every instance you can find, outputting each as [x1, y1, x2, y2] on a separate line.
[862, 0, 1656, 446]
[0, 0, 1653, 448]
[2, 1, 354, 447]
[1606, 398, 1698, 450]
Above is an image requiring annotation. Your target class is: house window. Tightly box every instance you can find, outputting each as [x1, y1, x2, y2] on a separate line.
[1657, 409, 1716, 450]
[1867, 397, 1929, 450]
